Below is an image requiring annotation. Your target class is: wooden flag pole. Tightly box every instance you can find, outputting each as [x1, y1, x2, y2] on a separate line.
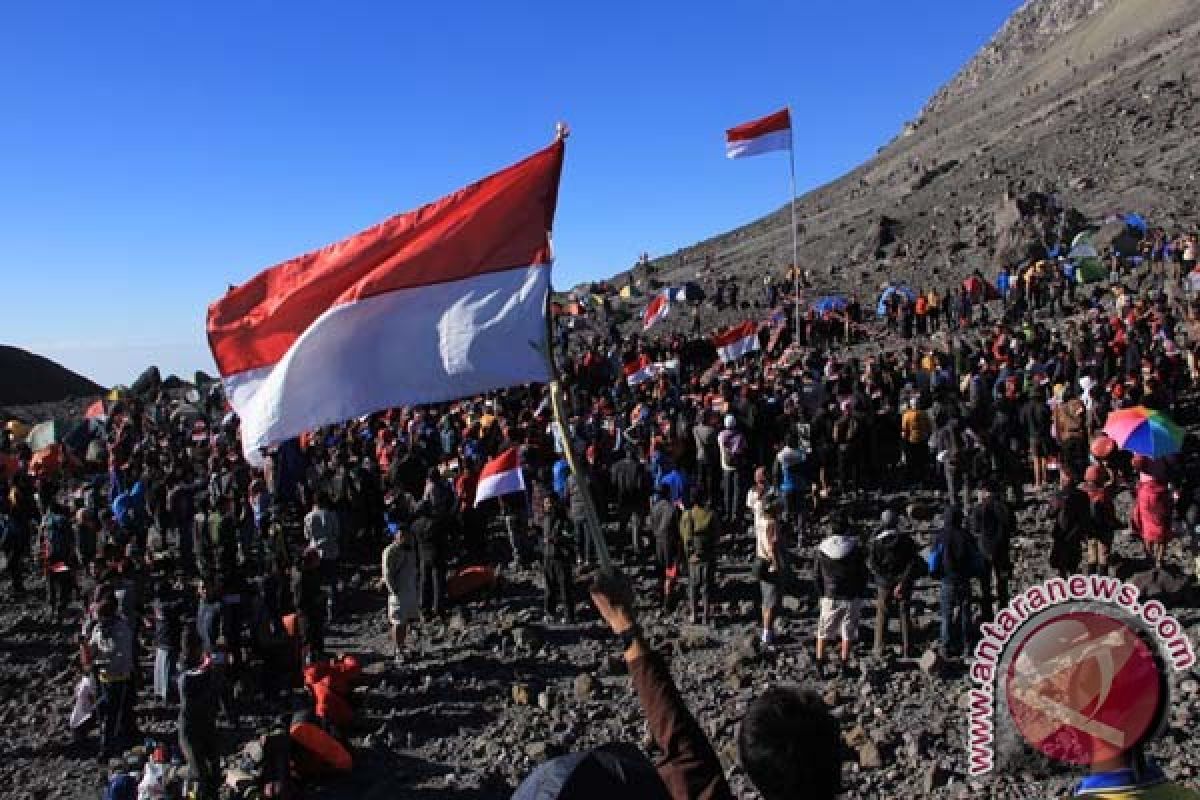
[543, 122, 613, 571]
[787, 104, 801, 344]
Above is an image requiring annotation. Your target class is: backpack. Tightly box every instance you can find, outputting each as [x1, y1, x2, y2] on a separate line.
[926, 541, 945, 580]
[103, 773, 137, 800]
[43, 514, 70, 564]
[0, 512, 14, 553]
[963, 534, 987, 577]
[682, 508, 715, 562]
[832, 416, 858, 447]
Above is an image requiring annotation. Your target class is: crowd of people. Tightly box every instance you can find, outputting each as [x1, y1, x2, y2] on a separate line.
[1, 225, 1199, 798]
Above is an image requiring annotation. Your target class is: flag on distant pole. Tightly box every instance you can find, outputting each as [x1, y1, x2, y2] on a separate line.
[713, 321, 761, 363]
[207, 140, 565, 464]
[725, 107, 801, 342]
[474, 447, 525, 506]
[725, 108, 792, 159]
[623, 354, 679, 386]
[642, 289, 671, 330]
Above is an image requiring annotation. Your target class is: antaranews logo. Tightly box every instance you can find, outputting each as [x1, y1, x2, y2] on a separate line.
[966, 574, 1196, 776]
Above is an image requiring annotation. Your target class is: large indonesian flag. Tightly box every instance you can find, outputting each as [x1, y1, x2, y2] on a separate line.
[475, 446, 525, 506]
[207, 141, 564, 462]
[713, 321, 761, 363]
[642, 289, 670, 330]
[725, 108, 791, 159]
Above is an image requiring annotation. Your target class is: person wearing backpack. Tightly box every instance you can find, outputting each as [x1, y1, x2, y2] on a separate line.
[303, 491, 341, 620]
[936, 505, 979, 657]
[679, 488, 719, 626]
[717, 415, 747, 527]
[868, 509, 917, 659]
[39, 500, 76, 622]
[5, 475, 38, 600]
[1020, 388, 1054, 491]
[969, 481, 1014, 623]
[541, 493, 576, 624]
[177, 628, 221, 800]
[814, 520, 868, 672]
[830, 403, 860, 493]
[87, 588, 135, 758]
[1049, 469, 1089, 578]
[1, 495, 26, 600]
[610, 445, 650, 557]
[1082, 464, 1120, 577]
[932, 411, 966, 507]
[772, 433, 807, 544]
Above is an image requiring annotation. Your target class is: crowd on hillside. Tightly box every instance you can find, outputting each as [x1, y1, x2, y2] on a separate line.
[1, 227, 1199, 799]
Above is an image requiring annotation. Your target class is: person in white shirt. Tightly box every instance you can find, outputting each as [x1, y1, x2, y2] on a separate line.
[304, 492, 341, 618]
[382, 524, 419, 664]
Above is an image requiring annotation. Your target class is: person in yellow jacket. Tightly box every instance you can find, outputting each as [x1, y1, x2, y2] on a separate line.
[899, 398, 932, 484]
[926, 289, 941, 333]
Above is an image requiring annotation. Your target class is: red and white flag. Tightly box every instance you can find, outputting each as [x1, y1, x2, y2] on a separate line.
[725, 108, 791, 159]
[207, 140, 565, 463]
[642, 289, 670, 330]
[713, 321, 761, 363]
[474, 446, 525, 506]
[623, 355, 679, 386]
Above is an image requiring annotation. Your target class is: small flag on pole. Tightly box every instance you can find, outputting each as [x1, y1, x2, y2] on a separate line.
[713, 321, 761, 363]
[642, 289, 671, 330]
[474, 447, 525, 506]
[623, 355, 678, 386]
[725, 108, 792, 159]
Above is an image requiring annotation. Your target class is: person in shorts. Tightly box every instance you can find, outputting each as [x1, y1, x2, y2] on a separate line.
[814, 519, 867, 671]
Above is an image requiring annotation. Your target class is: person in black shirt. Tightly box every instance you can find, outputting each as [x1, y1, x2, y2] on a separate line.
[177, 629, 220, 800]
[151, 582, 184, 706]
[937, 505, 975, 656]
[541, 494, 576, 624]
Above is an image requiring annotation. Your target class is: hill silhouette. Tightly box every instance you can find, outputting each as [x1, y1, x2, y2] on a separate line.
[0, 345, 105, 406]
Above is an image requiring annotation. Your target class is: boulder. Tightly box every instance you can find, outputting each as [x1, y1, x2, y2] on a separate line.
[923, 764, 949, 793]
[573, 673, 595, 702]
[918, 648, 943, 675]
[512, 626, 544, 651]
[858, 741, 884, 770]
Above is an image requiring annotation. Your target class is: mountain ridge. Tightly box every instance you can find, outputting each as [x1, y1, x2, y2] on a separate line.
[600, 0, 1199, 320]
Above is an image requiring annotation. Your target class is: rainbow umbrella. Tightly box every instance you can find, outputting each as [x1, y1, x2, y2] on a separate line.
[1102, 407, 1184, 459]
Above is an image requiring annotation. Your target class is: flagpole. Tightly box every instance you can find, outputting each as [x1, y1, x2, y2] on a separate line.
[543, 122, 613, 572]
[787, 104, 800, 344]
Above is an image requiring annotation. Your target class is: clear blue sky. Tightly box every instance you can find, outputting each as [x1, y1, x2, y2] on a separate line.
[0, 0, 1021, 387]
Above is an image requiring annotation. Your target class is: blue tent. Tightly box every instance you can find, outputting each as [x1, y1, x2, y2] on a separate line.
[876, 285, 917, 317]
[1123, 213, 1148, 234]
[812, 295, 848, 314]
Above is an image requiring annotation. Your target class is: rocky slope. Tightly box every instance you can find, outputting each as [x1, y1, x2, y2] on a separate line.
[608, 0, 1199, 315]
